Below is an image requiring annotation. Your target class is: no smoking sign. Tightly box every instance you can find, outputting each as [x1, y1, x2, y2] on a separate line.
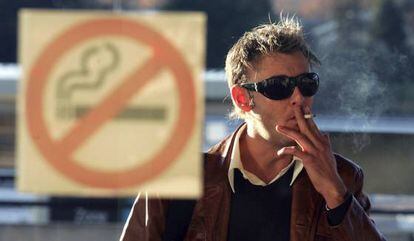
[17, 10, 205, 198]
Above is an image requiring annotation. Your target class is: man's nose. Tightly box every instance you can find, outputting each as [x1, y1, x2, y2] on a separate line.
[290, 87, 305, 106]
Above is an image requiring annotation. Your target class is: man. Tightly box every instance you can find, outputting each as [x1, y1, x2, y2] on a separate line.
[121, 17, 386, 241]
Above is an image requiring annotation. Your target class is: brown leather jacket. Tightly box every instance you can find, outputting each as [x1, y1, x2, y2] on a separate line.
[121, 126, 386, 241]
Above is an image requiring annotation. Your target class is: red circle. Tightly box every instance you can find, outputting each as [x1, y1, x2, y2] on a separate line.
[26, 18, 196, 189]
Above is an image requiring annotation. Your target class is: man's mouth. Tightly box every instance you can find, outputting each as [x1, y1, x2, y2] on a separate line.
[286, 116, 296, 123]
[285, 117, 299, 129]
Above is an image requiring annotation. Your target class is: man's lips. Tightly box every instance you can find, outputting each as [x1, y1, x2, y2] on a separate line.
[284, 117, 299, 129]
[286, 116, 296, 123]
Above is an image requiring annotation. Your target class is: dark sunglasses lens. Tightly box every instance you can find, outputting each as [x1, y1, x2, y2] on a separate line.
[299, 73, 319, 97]
[261, 76, 294, 100]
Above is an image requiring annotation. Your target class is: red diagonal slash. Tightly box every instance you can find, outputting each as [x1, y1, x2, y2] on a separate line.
[57, 55, 162, 156]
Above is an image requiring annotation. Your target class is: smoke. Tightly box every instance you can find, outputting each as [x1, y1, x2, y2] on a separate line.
[314, 46, 396, 152]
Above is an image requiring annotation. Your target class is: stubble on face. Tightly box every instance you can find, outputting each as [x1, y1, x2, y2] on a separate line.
[243, 52, 312, 148]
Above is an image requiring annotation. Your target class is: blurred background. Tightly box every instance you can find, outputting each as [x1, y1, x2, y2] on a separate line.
[0, 0, 414, 240]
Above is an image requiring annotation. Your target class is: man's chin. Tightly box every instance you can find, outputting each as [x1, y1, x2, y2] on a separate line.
[283, 139, 297, 147]
[271, 133, 297, 147]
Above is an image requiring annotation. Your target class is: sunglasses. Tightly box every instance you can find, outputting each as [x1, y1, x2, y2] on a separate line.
[240, 72, 319, 100]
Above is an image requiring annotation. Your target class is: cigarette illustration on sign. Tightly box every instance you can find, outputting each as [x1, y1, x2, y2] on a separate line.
[55, 42, 166, 121]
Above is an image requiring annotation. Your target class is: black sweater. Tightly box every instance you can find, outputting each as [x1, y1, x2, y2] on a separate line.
[227, 166, 294, 241]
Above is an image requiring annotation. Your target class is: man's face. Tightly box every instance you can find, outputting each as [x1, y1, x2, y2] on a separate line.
[244, 51, 313, 145]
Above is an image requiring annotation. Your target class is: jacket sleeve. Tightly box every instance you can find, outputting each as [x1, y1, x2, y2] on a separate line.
[330, 168, 387, 241]
[120, 194, 168, 241]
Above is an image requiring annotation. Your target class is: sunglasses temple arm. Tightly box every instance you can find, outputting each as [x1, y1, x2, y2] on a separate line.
[242, 83, 258, 92]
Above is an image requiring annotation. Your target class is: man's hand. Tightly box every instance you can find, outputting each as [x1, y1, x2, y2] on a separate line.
[276, 106, 347, 209]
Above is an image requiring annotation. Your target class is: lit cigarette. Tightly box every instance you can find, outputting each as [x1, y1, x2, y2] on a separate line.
[304, 114, 316, 119]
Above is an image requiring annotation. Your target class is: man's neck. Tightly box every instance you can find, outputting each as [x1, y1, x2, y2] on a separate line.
[239, 126, 294, 184]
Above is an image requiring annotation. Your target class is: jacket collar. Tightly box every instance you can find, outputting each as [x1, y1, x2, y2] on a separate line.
[202, 123, 322, 241]
[202, 123, 244, 241]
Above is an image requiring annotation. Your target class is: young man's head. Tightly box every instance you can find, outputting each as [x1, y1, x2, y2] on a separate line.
[226, 17, 321, 145]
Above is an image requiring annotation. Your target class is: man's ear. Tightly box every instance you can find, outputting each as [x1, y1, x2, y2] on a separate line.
[231, 86, 252, 111]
